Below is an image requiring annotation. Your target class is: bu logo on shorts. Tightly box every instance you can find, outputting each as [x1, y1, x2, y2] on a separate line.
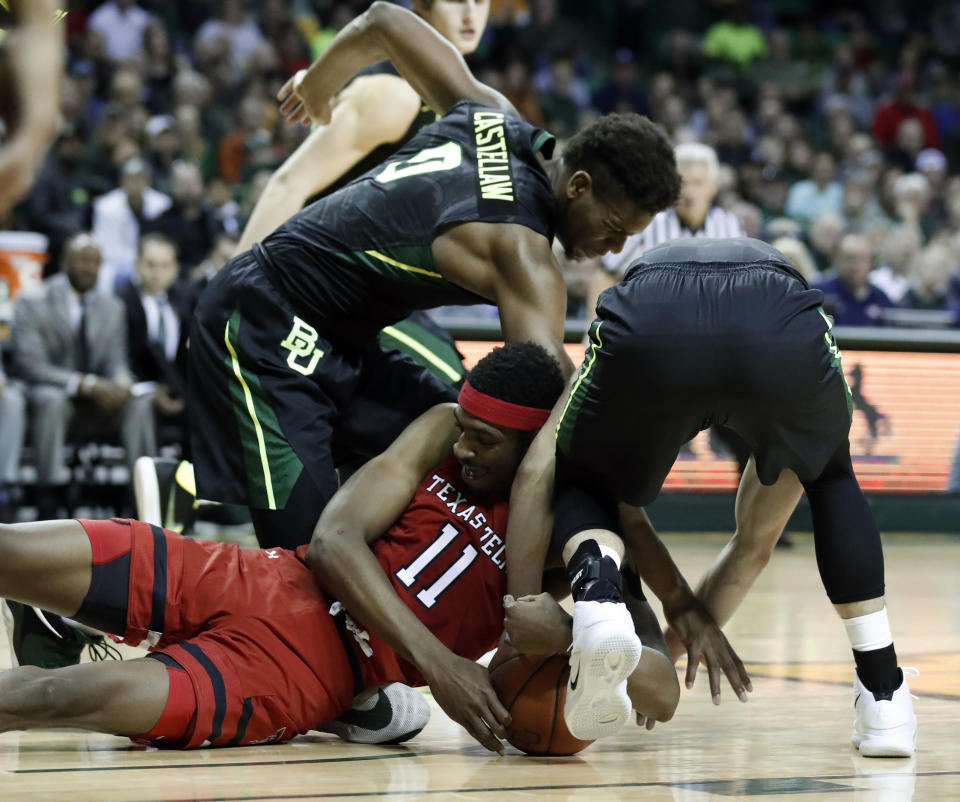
[280, 316, 325, 376]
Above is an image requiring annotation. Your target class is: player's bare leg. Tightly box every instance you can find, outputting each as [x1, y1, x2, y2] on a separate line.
[621, 565, 679, 728]
[0, 521, 172, 737]
[804, 447, 916, 757]
[0, 521, 95, 616]
[0, 658, 169, 736]
[665, 459, 803, 660]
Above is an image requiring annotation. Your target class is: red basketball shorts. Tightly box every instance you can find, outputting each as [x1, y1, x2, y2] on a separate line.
[78, 518, 357, 748]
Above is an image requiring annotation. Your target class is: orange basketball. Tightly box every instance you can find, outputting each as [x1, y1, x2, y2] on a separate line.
[489, 646, 595, 756]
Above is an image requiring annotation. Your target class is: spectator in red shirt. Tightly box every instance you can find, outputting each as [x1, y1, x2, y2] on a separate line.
[872, 73, 940, 151]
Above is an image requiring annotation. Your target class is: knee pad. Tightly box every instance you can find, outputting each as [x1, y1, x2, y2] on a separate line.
[804, 461, 884, 605]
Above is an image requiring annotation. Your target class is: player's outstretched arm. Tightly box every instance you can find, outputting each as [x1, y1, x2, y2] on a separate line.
[305, 405, 511, 753]
[237, 74, 420, 251]
[0, 0, 65, 216]
[503, 382, 570, 598]
[490, 235, 574, 378]
[279, 2, 513, 128]
[664, 459, 802, 660]
[617, 504, 753, 706]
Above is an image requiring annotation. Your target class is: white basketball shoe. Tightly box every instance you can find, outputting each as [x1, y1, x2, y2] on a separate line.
[852, 668, 918, 757]
[564, 600, 642, 741]
[317, 683, 430, 745]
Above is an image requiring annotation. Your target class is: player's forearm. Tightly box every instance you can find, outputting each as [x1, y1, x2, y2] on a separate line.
[304, 2, 504, 117]
[617, 504, 698, 616]
[306, 528, 452, 670]
[237, 176, 309, 251]
[237, 107, 371, 251]
[691, 464, 802, 628]
[500, 323, 572, 380]
[585, 264, 617, 328]
[504, 427, 559, 597]
[6, 18, 63, 132]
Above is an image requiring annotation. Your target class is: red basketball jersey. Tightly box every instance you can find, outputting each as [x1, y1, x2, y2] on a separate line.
[356, 456, 510, 687]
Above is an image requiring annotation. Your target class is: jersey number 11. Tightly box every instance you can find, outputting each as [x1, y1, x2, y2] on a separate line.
[395, 522, 477, 609]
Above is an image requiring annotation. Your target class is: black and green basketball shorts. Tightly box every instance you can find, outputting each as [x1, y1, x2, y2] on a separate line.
[187, 251, 456, 510]
[554, 238, 853, 508]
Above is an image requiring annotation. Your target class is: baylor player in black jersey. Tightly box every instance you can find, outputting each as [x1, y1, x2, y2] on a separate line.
[238, 1, 488, 388]
[187, 2, 679, 550]
[505, 238, 918, 754]
[135, 4, 483, 545]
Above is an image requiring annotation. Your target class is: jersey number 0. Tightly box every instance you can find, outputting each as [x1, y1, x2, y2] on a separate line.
[376, 141, 463, 184]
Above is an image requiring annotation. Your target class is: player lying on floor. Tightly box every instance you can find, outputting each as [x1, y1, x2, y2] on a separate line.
[0, 344, 708, 751]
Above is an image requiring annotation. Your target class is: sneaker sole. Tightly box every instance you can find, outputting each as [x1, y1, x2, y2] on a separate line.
[133, 457, 162, 527]
[855, 725, 917, 758]
[564, 626, 641, 741]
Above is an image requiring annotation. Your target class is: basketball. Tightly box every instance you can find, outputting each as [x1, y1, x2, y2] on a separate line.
[489, 646, 595, 756]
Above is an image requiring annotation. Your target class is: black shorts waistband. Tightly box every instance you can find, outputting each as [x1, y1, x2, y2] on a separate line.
[623, 258, 808, 288]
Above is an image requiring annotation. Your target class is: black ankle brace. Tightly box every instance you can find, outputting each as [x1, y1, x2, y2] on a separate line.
[567, 540, 623, 603]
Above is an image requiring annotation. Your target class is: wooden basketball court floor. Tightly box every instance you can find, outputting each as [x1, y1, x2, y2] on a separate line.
[1, 532, 958, 801]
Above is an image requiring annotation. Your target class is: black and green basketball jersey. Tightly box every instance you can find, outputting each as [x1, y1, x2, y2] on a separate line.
[256, 100, 557, 345]
[307, 62, 439, 202]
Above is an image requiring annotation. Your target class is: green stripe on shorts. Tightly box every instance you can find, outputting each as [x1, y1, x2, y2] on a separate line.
[223, 311, 304, 510]
[817, 306, 853, 422]
[380, 319, 463, 385]
[556, 319, 604, 455]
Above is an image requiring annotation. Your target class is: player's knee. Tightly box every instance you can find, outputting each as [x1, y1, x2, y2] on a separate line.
[0, 523, 29, 580]
[1, 669, 88, 722]
[628, 651, 680, 723]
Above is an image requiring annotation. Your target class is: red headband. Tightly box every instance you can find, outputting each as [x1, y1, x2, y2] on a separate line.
[457, 381, 551, 431]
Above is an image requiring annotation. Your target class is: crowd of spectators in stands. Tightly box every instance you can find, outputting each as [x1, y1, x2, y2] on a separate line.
[3, 0, 960, 519]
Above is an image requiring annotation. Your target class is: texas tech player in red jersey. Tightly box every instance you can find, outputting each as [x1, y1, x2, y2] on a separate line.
[359, 454, 509, 689]
[60, 450, 510, 749]
[0, 344, 567, 752]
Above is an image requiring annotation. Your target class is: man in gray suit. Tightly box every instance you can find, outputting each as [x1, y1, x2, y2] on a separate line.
[13, 233, 155, 519]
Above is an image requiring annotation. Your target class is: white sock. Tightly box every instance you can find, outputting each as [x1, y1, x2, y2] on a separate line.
[843, 607, 893, 652]
[598, 544, 622, 569]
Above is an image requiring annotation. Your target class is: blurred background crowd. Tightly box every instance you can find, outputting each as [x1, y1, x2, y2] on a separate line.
[2, 0, 960, 521]
[4, 0, 958, 320]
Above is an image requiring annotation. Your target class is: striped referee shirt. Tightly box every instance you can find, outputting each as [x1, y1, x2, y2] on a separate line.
[601, 206, 744, 276]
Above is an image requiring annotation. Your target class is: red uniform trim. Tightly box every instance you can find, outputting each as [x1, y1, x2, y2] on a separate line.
[131, 665, 196, 746]
[78, 518, 132, 565]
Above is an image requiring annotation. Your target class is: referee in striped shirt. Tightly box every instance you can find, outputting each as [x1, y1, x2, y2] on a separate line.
[592, 142, 744, 290]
